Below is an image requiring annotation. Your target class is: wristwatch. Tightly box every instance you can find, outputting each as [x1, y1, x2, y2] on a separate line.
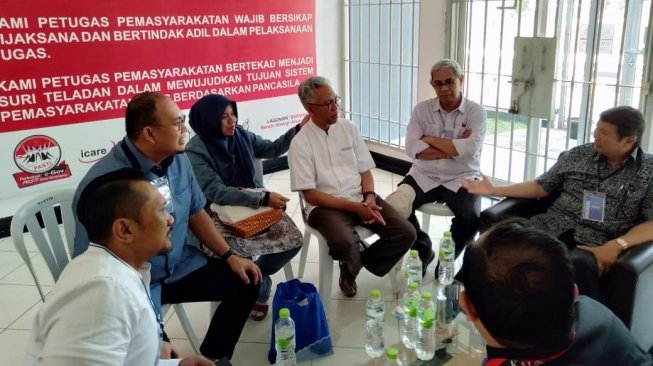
[362, 191, 376, 201]
[615, 237, 629, 251]
[221, 248, 234, 261]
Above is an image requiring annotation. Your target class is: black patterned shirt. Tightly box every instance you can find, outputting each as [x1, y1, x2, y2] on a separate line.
[532, 143, 653, 246]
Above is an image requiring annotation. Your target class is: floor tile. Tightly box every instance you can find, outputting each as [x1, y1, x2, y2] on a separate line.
[0, 284, 43, 328]
[312, 346, 382, 366]
[0, 329, 31, 365]
[8, 287, 53, 330]
[326, 298, 400, 350]
[0, 237, 16, 252]
[0, 252, 26, 280]
[0, 253, 56, 286]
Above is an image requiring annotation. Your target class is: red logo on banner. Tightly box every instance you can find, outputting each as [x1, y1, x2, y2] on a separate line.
[12, 135, 72, 188]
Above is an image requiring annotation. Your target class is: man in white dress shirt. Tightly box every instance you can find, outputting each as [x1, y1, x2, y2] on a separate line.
[288, 76, 415, 297]
[25, 168, 212, 366]
[390, 59, 487, 270]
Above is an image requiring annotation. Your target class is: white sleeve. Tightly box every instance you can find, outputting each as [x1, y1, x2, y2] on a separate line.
[349, 122, 375, 173]
[451, 104, 487, 159]
[405, 103, 431, 158]
[35, 278, 140, 366]
[288, 135, 316, 192]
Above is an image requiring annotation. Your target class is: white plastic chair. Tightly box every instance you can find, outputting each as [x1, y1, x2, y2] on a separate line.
[295, 194, 401, 300]
[416, 202, 454, 235]
[10, 187, 206, 355]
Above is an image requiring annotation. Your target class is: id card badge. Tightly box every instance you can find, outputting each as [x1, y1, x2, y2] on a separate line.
[441, 129, 454, 139]
[151, 176, 174, 213]
[582, 190, 605, 222]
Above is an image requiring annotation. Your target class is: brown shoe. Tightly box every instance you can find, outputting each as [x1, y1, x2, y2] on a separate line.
[339, 262, 358, 297]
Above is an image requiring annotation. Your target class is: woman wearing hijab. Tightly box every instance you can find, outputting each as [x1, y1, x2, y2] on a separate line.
[186, 94, 305, 321]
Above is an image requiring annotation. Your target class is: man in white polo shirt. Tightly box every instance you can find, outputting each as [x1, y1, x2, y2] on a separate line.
[288, 76, 416, 297]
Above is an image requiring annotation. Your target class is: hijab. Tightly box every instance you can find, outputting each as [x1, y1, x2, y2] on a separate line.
[189, 94, 256, 188]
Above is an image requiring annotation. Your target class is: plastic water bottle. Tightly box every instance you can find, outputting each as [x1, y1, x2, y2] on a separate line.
[274, 308, 296, 365]
[435, 290, 450, 351]
[404, 249, 422, 288]
[416, 291, 436, 361]
[438, 231, 455, 285]
[365, 289, 385, 358]
[384, 347, 404, 365]
[401, 281, 420, 349]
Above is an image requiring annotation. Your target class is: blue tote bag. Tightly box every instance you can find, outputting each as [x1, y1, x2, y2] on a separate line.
[268, 279, 333, 363]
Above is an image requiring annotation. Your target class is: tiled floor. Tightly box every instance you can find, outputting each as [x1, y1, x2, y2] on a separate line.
[0, 168, 458, 366]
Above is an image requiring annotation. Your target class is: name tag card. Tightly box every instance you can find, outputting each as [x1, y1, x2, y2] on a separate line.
[582, 190, 605, 222]
[151, 176, 174, 213]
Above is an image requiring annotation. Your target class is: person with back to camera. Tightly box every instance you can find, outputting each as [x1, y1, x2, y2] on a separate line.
[26, 168, 214, 366]
[185, 94, 307, 321]
[457, 218, 652, 365]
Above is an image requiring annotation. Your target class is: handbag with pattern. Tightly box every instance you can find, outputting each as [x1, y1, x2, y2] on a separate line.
[210, 203, 283, 238]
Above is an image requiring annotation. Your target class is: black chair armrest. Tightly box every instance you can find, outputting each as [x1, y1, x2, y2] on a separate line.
[479, 196, 555, 232]
[605, 242, 653, 325]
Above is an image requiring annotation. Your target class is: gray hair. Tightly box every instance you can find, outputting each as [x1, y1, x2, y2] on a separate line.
[298, 76, 332, 109]
[430, 59, 464, 79]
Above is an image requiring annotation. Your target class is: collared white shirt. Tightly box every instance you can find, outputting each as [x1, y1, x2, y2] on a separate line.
[25, 245, 180, 366]
[289, 118, 375, 215]
[405, 96, 487, 192]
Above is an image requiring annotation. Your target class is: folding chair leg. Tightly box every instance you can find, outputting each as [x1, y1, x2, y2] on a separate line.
[318, 238, 333, 301]
[283, 261, 294, 280]
[422, 213, 431, 235]
[174, 304, 201, 355]
[298, 230, 311, 278]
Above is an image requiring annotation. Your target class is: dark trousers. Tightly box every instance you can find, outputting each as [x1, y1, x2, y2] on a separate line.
[399, 175, 481, 260]
[307, 197, 416, 277]
[161, 258, 259, 360]
[558, 229, 604, 302]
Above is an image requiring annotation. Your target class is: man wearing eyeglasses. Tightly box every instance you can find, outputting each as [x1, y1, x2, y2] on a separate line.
[387, 58, 487, 274]
[289, 76, 416, 297]
[72, 92, 261, 362]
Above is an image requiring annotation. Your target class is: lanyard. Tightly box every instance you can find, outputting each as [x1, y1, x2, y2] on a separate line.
[484, 330, 575, 366]
[596, 158, 630, 185]
[91, 244, 164, 340]
[438, 109, 464, 129]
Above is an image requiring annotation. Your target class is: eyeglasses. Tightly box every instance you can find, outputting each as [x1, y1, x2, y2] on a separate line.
[430, 78, 457, 89]
[307, 96, 341, 110]
[153, 114, 186, 131]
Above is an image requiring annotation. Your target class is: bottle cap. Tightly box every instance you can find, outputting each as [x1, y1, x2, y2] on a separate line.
[421, 291, 432, 300]
[370, 289, 381, 298]
[409, 249, 419, 258]
[386, 347, 399, 360]
[408, 282, 418, 291]
[279, 308, 290, 319]
[443, 231, 452, 238]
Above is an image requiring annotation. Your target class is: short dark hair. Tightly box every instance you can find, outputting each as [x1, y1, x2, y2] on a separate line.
[125, 92, 166, 139]
[459, 219, 575, 348]
[599, 106, 645, 146]
[77, 168, 150, 245]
